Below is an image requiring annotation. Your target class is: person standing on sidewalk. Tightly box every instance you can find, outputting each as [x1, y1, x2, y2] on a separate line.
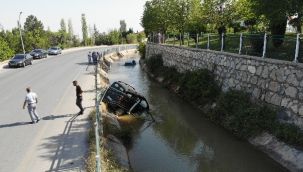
[73, 80, 84, 115]
[23, 87, 40, 124]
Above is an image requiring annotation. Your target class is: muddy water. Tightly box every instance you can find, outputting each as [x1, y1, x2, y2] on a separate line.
[107, 57, 288, 172]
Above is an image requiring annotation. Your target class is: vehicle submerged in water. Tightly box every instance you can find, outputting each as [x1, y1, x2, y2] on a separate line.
[102, 81, 149, 115]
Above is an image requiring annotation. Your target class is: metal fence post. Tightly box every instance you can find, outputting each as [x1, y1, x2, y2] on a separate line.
[239, 33, 243, 54]
[187, 33, 190, 47]
[221, 33, 224, 52]
[207, 34, 210, 50]
[262, 33, 267, 58]
[179, 33, 182, 46]
[196, 33, 198, 48]
[173, 34, 176, 45]
[294, 33, 300, 63]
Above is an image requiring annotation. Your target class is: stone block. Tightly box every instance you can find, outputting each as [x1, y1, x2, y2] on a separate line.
[285, 87, 298, 98]
[248, 66, 256, 74]
[281, 98, 291, 107]
[299, 106, 303, 116]
[262, 67, 269, 78]
[270, 94, 282, 106]
[287, 74, 299, 86]
[269, 81, 280, 92]
[256, 66, 263, 76]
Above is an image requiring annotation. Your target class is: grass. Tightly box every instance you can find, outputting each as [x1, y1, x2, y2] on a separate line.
[144, 54, 303, 147]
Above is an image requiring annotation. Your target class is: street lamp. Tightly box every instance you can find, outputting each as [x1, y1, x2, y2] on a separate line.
[18, 12, 25, 55]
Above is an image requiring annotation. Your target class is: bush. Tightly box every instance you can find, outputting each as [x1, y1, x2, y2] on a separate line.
[272, 123, 303, 147]
[215, 90, 276, 138]
[138, 42, 146, 59]
[178, 69, 220, 105]
[145, 54, 163, 75]
[126, 33, 138, 44]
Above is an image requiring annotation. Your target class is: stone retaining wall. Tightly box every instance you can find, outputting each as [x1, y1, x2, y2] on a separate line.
[146, 43, 303, 125]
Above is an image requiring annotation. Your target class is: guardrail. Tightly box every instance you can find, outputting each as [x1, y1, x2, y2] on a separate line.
[149, 33, 302, 63]
[93, 44, 138, 172]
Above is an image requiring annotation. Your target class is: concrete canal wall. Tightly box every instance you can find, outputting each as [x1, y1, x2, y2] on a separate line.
[146, 43, 303, 128]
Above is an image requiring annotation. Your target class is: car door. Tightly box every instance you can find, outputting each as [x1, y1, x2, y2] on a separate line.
[26, 54, 32, 64]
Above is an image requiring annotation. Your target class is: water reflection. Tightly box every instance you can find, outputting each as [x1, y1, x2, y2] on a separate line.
[107, 57, 287, 172]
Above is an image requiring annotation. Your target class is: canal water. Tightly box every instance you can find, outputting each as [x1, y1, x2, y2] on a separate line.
[107, 56, 288, 172]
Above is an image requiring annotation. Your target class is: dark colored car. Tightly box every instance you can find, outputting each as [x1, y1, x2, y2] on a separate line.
[102, 81, 149, 115]
[8, 54, 33, 68]
[30, 49, 47, 59]
[48, 47, 62, 55]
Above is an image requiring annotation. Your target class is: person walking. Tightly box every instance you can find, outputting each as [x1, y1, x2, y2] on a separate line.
[88, 52, 92, 64]
[23, 87, 40, 124]
[73, 80, 84, 115]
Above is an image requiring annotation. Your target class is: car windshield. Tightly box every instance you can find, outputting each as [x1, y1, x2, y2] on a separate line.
[50, 47, 58, 50]
[33, 50, 42, 53]
[13, 55, 25, 59]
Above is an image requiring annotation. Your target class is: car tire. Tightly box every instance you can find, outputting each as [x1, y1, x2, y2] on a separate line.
[22, 62, 25, 67]
[29, 60, 32, 65]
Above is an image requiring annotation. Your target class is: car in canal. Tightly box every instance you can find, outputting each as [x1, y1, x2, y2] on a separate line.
[102, 81, 149, 115]
[48, 47, 62, 55]
[8, 54, 33, 68]
[30, 49, 48, 59]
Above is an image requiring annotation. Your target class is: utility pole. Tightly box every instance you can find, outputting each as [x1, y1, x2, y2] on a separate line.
[18, 12, 26, 55]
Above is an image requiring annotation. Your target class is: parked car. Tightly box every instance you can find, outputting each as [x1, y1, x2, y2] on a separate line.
[30, 49, 48, 59]
[8, 54, 33, 68]
[48, 47, 62, 55]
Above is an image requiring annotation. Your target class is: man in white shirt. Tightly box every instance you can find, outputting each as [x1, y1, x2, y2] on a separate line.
[23, 87, 40, 124]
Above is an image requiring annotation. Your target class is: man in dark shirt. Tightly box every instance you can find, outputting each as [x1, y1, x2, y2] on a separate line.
[72, 80, 84, 115]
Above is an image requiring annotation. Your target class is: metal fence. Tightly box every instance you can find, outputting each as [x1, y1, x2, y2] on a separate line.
[149, 33, 302, 63]
[94, 44, 138, 172]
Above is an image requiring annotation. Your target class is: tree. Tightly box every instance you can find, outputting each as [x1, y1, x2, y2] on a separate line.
[23, 15, 47, 50]
[120, 20, 127, 33]
[0, 37, 14, 61]
[68, 19, 74, 37]
[141, 0, 173, 34]
[248, 0, 290, 46]
[81, 14, 88, 46]
[58, 19, 68, 48]
[60, 19, 67, 33]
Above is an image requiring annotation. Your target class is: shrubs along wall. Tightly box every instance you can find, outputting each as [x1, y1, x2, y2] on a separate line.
[143, 54, 303, 148]
[146, 43, 303, 128]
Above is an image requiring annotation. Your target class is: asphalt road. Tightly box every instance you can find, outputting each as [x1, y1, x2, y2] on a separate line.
[0, 48, 103, 172]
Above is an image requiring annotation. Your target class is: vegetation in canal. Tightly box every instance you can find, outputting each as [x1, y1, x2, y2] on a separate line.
[138, 42, 146, 59]
[143, 54, 303, 148]
[86, 111, 127, 172]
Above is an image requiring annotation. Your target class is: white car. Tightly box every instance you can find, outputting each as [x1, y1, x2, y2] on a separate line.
[48, 47, 62, 55]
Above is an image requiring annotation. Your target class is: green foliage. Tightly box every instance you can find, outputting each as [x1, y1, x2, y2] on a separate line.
[0, 37, 14, 61]
[179, 69, 220, 105]
[138, 42, 146, 59]
[145, 54, 164, 75]
[137, 32, 146, 43]
[126, 33, 138, 44]
[214, 90, 276, 138]
[272, 123, 303, 147]
[81, 13, 89, 46]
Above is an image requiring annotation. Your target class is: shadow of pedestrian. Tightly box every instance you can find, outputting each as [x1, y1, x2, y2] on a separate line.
[0, 122, 32, 128]
[40, 113, 90, 172]
[42, 114, 75, 121]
